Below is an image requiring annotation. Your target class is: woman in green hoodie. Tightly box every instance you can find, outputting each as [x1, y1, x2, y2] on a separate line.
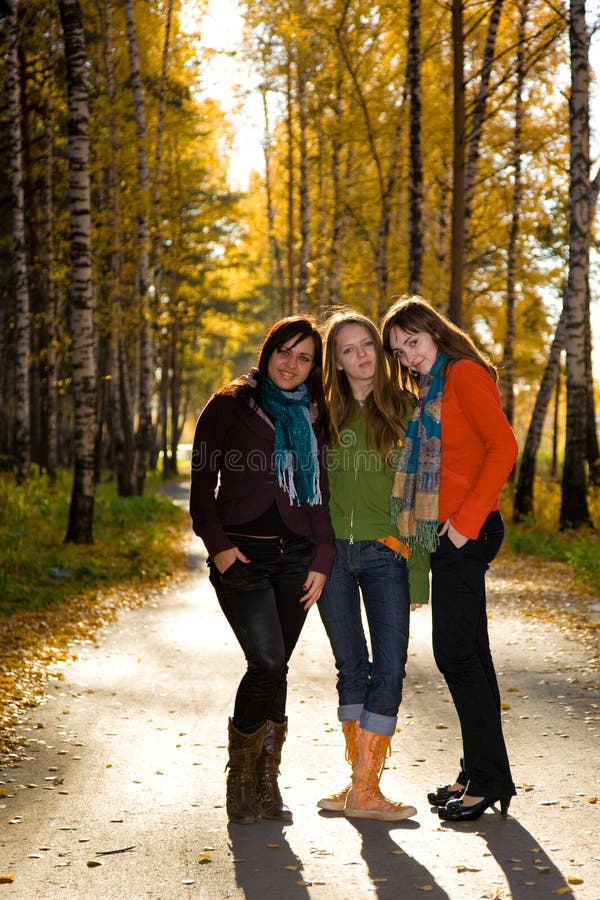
[317, 310, 429, 822]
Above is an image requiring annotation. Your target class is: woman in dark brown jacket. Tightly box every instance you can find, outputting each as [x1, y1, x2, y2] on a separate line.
[190, 316, 335, 825]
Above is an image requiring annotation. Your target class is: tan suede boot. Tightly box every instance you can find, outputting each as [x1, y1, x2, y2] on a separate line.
[226, 719, 266, 824]
[344, 728, 417, 821]
[317, 720, 360, 811]
[255, 719, 292, 820]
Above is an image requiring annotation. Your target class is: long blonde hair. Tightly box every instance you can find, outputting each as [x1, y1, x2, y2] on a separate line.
[381, 295, 497, 393]
[322, 310, 414, 460]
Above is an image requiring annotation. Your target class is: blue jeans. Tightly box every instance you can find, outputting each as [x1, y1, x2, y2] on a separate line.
[318, 540, 410, 736]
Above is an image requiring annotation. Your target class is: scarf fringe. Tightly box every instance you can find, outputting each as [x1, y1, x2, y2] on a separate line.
[391, 497, 439, 552]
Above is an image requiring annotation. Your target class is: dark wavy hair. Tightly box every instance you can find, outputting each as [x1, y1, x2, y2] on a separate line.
[381, 295, 497, 392]
[218, 316, 330, 442]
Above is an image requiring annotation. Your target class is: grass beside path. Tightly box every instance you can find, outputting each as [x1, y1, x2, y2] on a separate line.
[0, 471, 189, 759]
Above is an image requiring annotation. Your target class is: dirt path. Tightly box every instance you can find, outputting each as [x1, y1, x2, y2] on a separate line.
[0, 486, 598, 899]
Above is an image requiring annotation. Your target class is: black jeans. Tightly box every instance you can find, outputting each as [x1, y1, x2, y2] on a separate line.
[208, 535, 314, 734]
[430, 511, 515, 798]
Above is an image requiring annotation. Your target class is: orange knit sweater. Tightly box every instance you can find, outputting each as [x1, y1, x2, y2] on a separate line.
[439, 359, 518, 539]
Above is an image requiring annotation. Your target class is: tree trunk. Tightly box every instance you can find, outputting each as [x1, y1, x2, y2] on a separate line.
[500, 0, 528, 429]
[448, 0, 465, 326]
[463, 0, 505, 248]
[7, 0, 32, 484]
[551, 362, 561, 479]
[513, 309, 566, 521]
[407, 0, 423, 294]
[296, 39, 311, 313]
[98, 0, 134, 496]
[286, 53, 296, 314]
[584, 277, 600, 483]
[42, 91, 58, 486]
[261, 83, 286, 317]
[59, 0, 97, 544]
[328, 70, 351, 305]
[560, 0, 593, 530]
[124, 0, 154, 496]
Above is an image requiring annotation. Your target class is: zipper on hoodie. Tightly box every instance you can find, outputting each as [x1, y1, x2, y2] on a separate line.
[348, 454, 359, 544]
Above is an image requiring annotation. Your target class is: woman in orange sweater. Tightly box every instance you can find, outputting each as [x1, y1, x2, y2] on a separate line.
[381, 296, 518, 822]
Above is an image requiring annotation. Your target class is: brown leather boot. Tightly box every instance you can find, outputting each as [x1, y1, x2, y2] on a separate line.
[255, 719, 292, 820]
[226, 719, 266, 824]
[317, 720, 360, 811]
[344, 728, 417, 821]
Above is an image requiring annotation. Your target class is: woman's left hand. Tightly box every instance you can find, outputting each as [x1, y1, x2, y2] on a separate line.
[439, 519, 469, 548]
[300, 571, 327, 610]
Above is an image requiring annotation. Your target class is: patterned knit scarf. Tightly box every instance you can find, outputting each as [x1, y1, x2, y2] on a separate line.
[391, 353, 447, 551]
[258, 377, 322, 507]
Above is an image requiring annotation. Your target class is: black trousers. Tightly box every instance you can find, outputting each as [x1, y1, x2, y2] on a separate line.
[208, 535, 313, 734]
[430, 511, 515, 798]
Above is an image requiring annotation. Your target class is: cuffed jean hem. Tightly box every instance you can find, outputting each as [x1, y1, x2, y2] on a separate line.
[360, 710, 398, 737]
[338, 704, 363, 722]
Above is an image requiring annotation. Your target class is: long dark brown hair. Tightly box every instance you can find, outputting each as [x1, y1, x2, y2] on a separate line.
[218, 316, 330, 442]
[322, 310, 413, 460]
[381, 295, 497, 392]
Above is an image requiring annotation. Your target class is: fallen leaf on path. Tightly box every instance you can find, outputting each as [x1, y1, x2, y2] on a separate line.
[391, 849, 405, 855]
[567, 877, 583, 885]
[96, 846, 135, 855]
[285, 865, 298, 870]
[266, 843, 280, 848]
[553, 889, 573, 895]
[86, 860, 102, 868]
[456, 866, 481, 872]
[0, 875, 15, 884]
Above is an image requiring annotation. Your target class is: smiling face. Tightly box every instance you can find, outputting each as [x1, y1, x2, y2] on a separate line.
[388, 326, 439, 375]
[334, 323, 377, 393]
[267, 334, 315, 390]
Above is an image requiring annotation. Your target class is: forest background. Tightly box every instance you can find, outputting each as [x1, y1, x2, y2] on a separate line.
[0, 0, 599, 605]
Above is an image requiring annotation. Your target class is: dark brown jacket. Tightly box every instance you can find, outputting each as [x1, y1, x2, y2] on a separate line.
[189, 392, 336, 576]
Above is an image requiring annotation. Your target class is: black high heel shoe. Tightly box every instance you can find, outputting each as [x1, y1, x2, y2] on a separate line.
[438, 795, 511, 821]
[427, 784, 465, 807]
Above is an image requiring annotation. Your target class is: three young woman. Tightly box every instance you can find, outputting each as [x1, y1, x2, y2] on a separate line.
[191, 298, 517, 826]
[316, 311, 429, 821]
[382, 296, 518, 821]
[190, 316, 335, 825]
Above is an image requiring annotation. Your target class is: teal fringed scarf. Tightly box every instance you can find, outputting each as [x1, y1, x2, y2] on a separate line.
[391, 353, 447, 551]
[258, 377, 322, 507]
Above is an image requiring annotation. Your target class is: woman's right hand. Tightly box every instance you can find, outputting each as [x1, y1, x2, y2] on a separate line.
[213, 546, 251, 574]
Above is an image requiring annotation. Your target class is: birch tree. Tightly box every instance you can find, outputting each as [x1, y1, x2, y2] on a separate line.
[407, 0, 423, 294]
[560, 0, 598, 529]
[124, 0, 154, 496]
[59, 0, 97, 544]
[7, 0, 32, 484]
[500, 0, 529, 426]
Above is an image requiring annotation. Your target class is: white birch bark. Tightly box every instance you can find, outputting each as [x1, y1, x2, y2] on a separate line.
[59, 0, 97, 544]
[7, 0, 32, 483]
[124, 0, 154, 496]
[560, 0, 594, 528]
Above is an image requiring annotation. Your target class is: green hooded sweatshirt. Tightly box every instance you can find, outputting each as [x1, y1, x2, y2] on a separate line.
[327, 403, 430, 605]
